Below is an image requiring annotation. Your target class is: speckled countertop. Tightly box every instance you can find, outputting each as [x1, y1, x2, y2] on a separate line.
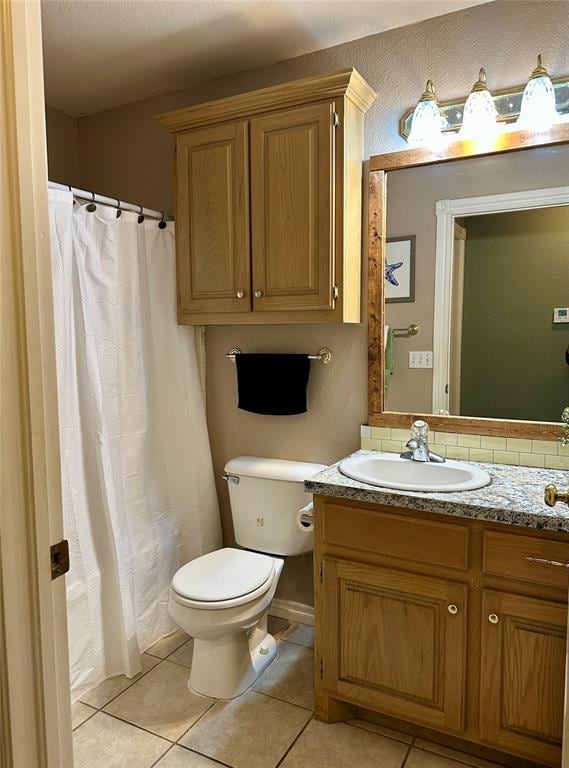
[305, 450, 569, 533]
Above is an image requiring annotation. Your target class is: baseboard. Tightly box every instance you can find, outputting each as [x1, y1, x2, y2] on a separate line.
[269, 598, 314, 626]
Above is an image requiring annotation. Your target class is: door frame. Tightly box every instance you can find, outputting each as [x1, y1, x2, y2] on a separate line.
[0, 1, 72, 766]
[433, 184, 569, 413]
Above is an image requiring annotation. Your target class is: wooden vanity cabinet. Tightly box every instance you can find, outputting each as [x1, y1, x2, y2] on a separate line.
[323, 559, 468, 732]
[314, 496, 569, 767]
[158, 70, 375, 325]
[480, 590, 566, 766]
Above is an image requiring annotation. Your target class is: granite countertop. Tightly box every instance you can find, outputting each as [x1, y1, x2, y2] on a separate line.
[305, 450, 569, 533]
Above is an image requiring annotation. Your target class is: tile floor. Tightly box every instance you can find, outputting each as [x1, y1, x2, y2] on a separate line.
[72, 617, 505, 768]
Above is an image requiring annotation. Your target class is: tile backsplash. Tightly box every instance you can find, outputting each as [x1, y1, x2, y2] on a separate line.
[361, 426, 569, 470]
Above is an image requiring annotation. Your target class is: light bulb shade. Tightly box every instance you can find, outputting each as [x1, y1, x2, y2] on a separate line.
[459, 70, 497, 138]
[407, 81, 442, 146]
[408, 99, 442, 145]
[518, 57, 558, 131]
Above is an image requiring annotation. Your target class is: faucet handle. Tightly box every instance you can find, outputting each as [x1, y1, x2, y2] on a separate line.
[411, 420, 429, 439]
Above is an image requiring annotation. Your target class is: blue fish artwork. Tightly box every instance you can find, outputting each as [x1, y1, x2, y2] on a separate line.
[385, 261, 403, 286]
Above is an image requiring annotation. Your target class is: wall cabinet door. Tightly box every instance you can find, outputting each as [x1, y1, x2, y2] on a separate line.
[480, 590, 566, 767]
[250, 102, 335, 312]
[322, 559, 467, 732]
[176, 121, 250, 314]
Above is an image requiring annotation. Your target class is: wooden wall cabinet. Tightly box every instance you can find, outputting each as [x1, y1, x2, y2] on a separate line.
[314, 496, 568, 767]
[158, 70, 375, 325]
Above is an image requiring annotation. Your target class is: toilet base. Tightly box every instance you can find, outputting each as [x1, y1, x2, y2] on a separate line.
[189, 626, 277, 699]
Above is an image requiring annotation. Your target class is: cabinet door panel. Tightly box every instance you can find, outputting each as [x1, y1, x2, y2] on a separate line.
[480, 590, 566, 766]
[251, 102, 334, 311]
[176, 121, 250, 314]
[323, 559, 467, 732]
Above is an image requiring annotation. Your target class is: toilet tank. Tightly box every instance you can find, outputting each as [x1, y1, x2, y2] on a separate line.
[224, 456, 327, 556]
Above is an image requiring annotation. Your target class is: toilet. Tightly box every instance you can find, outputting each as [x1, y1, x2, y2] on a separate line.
[168, 456, 326, 700]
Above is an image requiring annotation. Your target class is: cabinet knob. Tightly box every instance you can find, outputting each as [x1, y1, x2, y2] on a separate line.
[544, 484, 569, 507]
[236, 290, 245, 299]
[447, 604, 458, 615]
[488, 613, 500, 624]
[254, 289, 263, 298]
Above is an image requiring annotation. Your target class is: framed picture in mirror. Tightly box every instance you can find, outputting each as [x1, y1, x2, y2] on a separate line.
[385, 236, 415, 303]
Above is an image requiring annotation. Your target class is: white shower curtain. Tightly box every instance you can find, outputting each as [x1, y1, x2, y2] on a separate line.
[48, 189, 221, 702]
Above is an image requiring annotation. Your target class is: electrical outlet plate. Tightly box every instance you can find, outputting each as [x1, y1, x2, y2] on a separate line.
[409, 351, 433, 369]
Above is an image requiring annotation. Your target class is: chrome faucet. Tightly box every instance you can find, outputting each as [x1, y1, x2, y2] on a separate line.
[400, 420, 445, 463]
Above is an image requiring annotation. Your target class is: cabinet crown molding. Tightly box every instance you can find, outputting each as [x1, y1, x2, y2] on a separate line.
[157, 68, 376, 133]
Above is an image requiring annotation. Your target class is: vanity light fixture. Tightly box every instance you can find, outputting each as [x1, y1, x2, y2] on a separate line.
[517, 55, 559, 131]
[407, 80, 444, 147]
[458, 68, 498, 139]
[400, 58, 568, 142]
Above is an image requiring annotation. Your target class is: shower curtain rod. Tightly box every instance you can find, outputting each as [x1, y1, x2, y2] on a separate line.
[48, 180, 173, 222]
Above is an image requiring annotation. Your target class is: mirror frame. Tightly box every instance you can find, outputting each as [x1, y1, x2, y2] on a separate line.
[367, 122, 569, 440]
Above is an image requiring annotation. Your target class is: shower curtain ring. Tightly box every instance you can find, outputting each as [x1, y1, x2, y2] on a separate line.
[116, 198, 122, 218]
[137, 204, 145, 224]
[158, 211, 167, 229]
[86, 190, 97, 213]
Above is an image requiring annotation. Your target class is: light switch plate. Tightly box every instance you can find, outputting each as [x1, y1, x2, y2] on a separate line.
[409, 351, 433, 369]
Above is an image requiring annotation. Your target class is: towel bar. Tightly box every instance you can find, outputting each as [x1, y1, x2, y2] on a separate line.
[226, 347, 333, 364]
[393, 324, 419, 337]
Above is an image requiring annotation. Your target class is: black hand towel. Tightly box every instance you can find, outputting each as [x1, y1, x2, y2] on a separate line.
[235, 354, 311, 415]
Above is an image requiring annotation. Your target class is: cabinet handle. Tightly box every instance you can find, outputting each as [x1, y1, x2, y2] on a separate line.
[488, 613, 499, 624]
[254, 289, 263, 298]
[236, 290, 245, 299]
[526, 555, 569, 569]
[447, 604, 458, 615]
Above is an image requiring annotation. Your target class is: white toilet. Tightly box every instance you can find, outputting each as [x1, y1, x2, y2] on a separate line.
[168, 456, 326, 700]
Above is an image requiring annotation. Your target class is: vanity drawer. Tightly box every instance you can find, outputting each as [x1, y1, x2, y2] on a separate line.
[483, 531, 569, 589]
[321, 502, 469, 570]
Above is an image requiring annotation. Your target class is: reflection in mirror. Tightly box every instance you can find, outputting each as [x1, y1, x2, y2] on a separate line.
[384, 145, 569, 423]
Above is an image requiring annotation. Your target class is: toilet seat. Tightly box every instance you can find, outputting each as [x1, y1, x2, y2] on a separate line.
[171, 548, 276, 610]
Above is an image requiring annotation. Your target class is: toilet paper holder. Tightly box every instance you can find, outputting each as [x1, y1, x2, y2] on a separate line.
[298, 501, 314, 528]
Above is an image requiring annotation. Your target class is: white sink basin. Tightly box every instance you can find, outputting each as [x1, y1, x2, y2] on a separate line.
[339, 453, 491, 493]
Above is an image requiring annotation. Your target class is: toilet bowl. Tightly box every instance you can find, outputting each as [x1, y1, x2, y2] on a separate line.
[169, 548, 284, 699]
[168, 456, 326, 700]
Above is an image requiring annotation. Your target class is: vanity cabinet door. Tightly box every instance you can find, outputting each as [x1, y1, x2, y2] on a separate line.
[480, 590, 566, 767]
[322, 559, 467, 732]
[250, 102, 335, 313]
[176, 121, 251, 315]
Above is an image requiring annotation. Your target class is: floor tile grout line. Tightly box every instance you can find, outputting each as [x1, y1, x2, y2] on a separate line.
[175, 742, 235, 768]
[175, 700, 217, 743]
[71, 706, 97, 732]
[252, 688, 314, 712]
[97, 708, 176, 744]
[149, 742, 175, 768]
[78, 654, 165, 713]
[343, 719, 413, 747]
[150, 633, 193, 661]
[400, 741, 413, 767]
[413, 744, 497, 768]
[274, 713, 315, 768]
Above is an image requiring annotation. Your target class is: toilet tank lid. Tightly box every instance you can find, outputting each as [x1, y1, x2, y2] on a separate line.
[224, 456, 327, 483]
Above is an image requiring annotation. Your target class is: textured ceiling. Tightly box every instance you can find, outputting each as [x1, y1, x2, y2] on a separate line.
[42, 0, 489, 116]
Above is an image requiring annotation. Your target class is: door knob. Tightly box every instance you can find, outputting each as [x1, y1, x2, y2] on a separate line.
[544, 484, 569, 507]
[488, 613, 499, 624]
[236, 290, 245, 299]
[447, 604, 458, 615]
[254, 289, 263, 298]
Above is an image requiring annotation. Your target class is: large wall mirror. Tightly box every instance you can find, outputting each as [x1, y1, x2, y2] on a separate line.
[368, 126, 569, 439]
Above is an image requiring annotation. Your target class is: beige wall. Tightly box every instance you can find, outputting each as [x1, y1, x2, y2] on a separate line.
[49, 0, 569, 606]
[385, 143, 569, 414]
[45, 106, 80, 185]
